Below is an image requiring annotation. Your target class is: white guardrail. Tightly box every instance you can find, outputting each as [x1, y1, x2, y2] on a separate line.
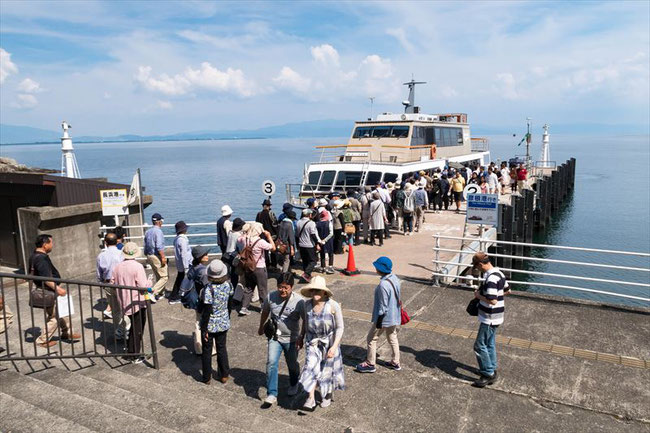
[101, 222, 222, 259]
[432, 234, 650, 303]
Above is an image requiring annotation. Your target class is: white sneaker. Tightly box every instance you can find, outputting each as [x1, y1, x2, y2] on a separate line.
[103, 309, 113, 319]
[262, 394, 277, 408]
[287, 384, 299, 396]
[320, 397, 331, 408]
[303, 396, 316, 411]
[238, 308, 251, 316]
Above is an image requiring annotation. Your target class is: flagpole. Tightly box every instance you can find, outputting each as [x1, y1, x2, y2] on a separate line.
[137, 168, 145, 240]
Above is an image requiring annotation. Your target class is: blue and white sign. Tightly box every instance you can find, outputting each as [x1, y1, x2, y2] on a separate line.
[466, 193, 499, 225]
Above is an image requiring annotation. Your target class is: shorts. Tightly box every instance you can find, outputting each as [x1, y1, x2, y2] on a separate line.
[453, 191, 463, 201]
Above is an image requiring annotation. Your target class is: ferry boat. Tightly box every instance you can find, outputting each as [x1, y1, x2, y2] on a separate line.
[288, 79, 490, 202]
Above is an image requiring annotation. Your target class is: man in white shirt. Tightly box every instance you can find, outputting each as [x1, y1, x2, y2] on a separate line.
[487, 167, 499, 194]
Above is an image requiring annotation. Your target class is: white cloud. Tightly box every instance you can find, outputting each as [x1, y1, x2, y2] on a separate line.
[495, 73, 519, 100]
[386, 28, 414, 52]
[13, 94, 38, 108]
[0, 48, 19, 84]
[441, 84, 458, 99]
[157, 100, 173, 110]
[311, 44, 340, 67]
[273, 66, 311, 93]
[135, 63, 255, 97]
[17, 78, 42, 93]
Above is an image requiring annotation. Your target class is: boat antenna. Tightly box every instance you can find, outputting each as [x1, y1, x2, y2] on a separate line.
[402, 78, 426, 114]
[526, 117, 532, 170]
[369, 96, 375, 120]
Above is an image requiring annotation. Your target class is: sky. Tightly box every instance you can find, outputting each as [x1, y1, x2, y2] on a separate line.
[0, 0, 648, 136]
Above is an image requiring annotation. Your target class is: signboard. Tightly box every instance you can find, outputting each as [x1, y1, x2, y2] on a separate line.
[262, 180, 276, 196]
[466, 193, 499, 226]
[463, 183, 480, 200]
[100, 189, 129, 216]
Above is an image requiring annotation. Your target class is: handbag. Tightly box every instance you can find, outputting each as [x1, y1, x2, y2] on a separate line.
[275, 238, 288, 255]
[29, 287, 56, 309]
[263, 296, 290, 340]
[466, 298, 479, 316]
[387, 279, 410, 325]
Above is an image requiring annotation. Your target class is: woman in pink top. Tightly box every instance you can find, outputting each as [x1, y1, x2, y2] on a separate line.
[111, 242, 150, 364]
[236, 222, 275, 316]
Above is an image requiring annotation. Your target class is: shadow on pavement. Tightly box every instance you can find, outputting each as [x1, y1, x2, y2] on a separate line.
[401, 346, 479, 382]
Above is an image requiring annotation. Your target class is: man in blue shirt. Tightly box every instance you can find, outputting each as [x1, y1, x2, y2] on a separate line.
[356, 256, 402, 373]
[96, 232, 128, 339]
[169, 221, 191, 305]
[144, 213, 167, 301]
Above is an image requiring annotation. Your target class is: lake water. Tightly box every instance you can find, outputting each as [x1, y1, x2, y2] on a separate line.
[2, 134, 649, 306]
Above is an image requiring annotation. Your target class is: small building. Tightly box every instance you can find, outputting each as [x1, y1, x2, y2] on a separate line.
[0, 159, 151, 277]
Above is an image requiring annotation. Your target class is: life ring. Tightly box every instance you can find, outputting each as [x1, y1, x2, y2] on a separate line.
[430, 144, 437, 160]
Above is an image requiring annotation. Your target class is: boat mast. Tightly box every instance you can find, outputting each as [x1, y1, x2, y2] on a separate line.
[402, 78, 426, 114]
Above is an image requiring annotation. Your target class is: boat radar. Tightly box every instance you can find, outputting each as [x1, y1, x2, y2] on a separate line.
[402, 79, 426, 114]
[60, 121, 81, 179]
[539, 124, 552, 168]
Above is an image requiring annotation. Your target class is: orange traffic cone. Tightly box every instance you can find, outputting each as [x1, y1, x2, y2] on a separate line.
[341, 243, 361, 276]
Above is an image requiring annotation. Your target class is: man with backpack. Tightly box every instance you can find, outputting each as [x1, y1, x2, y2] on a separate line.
[236, 223, 276, 316]
[402, 184, 416, 236]
[471, 252, 510, 388]
[296, 209, 321, 283]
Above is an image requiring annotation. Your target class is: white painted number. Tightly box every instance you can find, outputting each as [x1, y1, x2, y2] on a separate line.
[463, 184, 480, 200]
[262, 180, 276, 196]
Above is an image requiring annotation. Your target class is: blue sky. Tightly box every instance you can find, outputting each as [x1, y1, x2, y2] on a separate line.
[0, 0, 648, 136]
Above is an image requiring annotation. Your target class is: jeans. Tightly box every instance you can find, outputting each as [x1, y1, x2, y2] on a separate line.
[474, 323, 498, 376]
[266, 339, 300, 397]
[402, 213, 413, 233]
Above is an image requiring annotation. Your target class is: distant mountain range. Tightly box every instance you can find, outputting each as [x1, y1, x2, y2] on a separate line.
[1, 120, 647, 145]
[0, 120, 355, 145]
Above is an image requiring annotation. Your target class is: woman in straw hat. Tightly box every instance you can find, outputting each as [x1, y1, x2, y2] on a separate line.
[298, 276, 345, 410]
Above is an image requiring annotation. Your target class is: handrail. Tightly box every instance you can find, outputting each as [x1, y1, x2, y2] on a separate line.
[430, 260, 650, 288]
[0, 272, 151, 292]
[429, 272, 650, 303]
[432, 234, 650, 257]
[432, 246, 649, 272]
[314, 144, 372, 149]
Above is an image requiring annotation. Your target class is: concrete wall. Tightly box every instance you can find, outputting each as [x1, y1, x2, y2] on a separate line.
[18, 197, 152, 278]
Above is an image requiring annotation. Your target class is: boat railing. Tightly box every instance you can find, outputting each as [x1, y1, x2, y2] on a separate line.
[431, 233, 650, 306]
[471, 137, 490, 152]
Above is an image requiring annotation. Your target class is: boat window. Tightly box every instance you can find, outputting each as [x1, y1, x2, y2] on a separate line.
[354, 125, 410, 139]
[335, 171, 362, 188]
[411, 126, 434, 146]
[391, 126, 409, 138]
[383, 173, 398, 183]
[353, 127, 372, 138]
[436, 127, 464, 147]
[307, 171, 321, 188]
[371, 126, 392, 138]
[319, 170, 336, 189]
[365, 171, 382, 186]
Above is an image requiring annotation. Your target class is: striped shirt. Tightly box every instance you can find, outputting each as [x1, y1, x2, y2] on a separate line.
[478, 268, 509, 326]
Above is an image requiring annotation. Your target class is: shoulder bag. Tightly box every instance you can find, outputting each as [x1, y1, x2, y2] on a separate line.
[28, 255, 57, 309]
[264, 296, 291, 340]
[386, 279, 410, 325]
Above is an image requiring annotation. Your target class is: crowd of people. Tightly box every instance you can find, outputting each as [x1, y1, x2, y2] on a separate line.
[18, 164, 517, 411]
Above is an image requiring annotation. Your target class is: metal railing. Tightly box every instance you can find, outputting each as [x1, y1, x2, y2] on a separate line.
[0, 272, 159, 368]
[432, 234, 650, 304]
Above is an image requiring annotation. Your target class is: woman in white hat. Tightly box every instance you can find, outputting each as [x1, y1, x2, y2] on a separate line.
[298, 276, 345, 410]
[200, 260, 234, 384]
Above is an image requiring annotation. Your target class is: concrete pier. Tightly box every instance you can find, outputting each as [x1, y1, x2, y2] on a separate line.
[1, 205, 648, 432]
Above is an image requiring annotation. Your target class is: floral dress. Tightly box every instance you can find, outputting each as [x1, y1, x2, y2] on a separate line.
[299, 299, 345, 396]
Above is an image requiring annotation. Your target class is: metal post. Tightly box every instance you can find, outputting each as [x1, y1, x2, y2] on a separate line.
[433, 233, 440, 286]
[145, 302, 159, 369]
[17, 208, 28, 272]
[137, 168, 145, 241]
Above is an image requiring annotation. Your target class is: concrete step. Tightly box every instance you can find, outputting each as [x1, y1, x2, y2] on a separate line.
[0, 371, 175, 433]
[78, 363, 306, 433]
[31, 366, 247, 433]
[0, 392, 96, 433]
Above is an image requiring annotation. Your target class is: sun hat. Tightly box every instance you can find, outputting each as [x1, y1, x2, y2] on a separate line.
[175, 220, 188, 234]
[232, 217, 245, 231]
[221, 205, 233, 216]
[122, 242, 141, 259]
[207, 259, 228, 279]
[151, 213, 163, 222]
[373, 256, 393, 274]
[419, 178, 427, 188]
[300, 276, 333, 298]
[342, 199, 351, 208]
[284, 209, 297, 220]
[302, 208, 312, 217]
[282, 203, 293, 212]
[319, 198, 328, 207]
[419, 170, 426, 175]
[386, 182, 394, 189]
[334, 199, 344, 209]
[191, 245, 210, 261]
